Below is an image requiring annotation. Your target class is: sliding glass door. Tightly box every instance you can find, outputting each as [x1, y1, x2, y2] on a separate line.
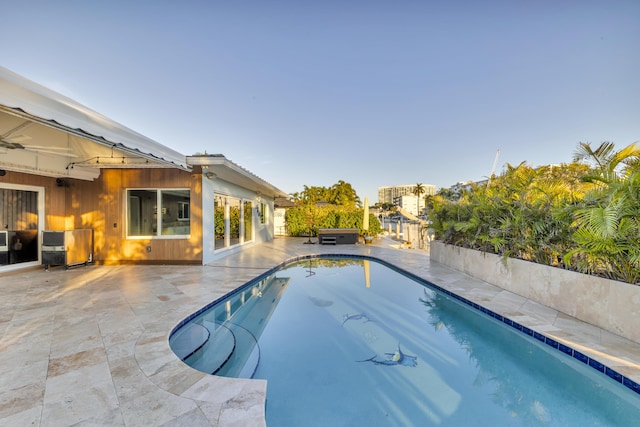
[214, 195, 252, 251]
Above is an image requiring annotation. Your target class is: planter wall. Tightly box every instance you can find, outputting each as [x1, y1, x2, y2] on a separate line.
[430, 241, 640, 344]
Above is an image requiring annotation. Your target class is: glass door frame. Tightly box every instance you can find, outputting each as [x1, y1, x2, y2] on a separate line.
[0, 182, 45, 272]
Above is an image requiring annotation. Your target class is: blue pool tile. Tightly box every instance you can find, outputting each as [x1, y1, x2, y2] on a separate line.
[573, 351, 589, 364]
[503, 318, 513, 327]
[522, 326, 534, 336]
[488, 311, 500, 320]
[533, 332, 546, 342]
[623, 378, 640, 395]
[588, 358, 605, 373]
[512, 322, 523, 331]
[545, 338, 559, 349]
[558, 343, 573, 356]
[605, 368, 623, 383]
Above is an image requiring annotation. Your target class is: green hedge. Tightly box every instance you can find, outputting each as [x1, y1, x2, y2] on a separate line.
[285, 205, 382, 237]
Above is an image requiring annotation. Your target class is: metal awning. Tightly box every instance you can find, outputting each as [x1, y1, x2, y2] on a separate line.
[0, 66, 188, 180]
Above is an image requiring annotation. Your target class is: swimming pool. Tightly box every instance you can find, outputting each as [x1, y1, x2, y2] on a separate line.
[170, 256, 640, 426]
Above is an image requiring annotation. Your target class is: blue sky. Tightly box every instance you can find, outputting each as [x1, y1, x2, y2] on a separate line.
[2, 1, 639, 203]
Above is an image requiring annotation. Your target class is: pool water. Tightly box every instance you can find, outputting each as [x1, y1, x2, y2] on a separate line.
[170, 257, 640, 426]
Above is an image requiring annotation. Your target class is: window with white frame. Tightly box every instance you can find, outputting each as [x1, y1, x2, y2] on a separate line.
[127, 189, 190, 237]
[178, 201, 190, 221]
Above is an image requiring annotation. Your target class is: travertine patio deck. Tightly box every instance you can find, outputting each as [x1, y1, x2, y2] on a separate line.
[1, 237, 639, 426]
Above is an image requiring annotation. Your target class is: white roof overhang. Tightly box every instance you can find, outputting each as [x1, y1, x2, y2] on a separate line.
[0, 66, 189, 180]
[188, 154, 288, 199]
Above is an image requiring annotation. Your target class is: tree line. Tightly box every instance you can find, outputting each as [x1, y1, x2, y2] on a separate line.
[285, 180, 382, 237]
[289, 180, 361, 207]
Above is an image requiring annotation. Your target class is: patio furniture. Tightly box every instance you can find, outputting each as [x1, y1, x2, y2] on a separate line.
[318, 228, 359, 245]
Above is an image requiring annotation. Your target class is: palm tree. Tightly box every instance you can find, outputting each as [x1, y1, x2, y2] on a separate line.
[566, 142, 640, 283]
[573, 141, 640, 185]
[413, 183, 426, 216]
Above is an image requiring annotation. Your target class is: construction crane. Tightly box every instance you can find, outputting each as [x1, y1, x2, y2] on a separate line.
[489, 149, 500, 181]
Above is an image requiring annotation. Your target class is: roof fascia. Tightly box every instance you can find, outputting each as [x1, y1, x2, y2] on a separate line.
[187, 154, 288, 198]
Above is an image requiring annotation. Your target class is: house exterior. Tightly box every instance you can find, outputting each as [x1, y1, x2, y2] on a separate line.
[273, 197, 297, 236]
[0, 66, 287, 272]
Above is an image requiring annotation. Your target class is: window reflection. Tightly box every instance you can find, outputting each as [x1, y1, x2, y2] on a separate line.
[0, 188, 39, 266]
[214, 195, 226, 249]
[244, 201, 252, 242]
[127, 189, 190, 237]
[229, 198, 241, 246]
[214, 195, 250, 250]
[161, 190, 190, 236]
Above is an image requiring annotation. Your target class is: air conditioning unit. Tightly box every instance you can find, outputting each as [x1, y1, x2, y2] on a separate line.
[42, 229, 93, 270]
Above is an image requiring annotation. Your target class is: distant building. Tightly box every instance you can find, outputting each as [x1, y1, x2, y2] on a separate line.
[378, 184, 436, 205]
[449, 181, 474, 194]
[449, 180, 488, 195]
[396, 195, 420, 216]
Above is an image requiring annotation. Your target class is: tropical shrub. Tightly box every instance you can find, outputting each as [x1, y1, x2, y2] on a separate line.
[428, 142, 640, 284]
[563, 142, 640, 283]
[429, 162, 590, 262]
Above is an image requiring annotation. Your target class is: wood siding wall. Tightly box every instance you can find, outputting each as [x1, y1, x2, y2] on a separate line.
[0, 171, 66, 229]
[1, 168, 203, 265]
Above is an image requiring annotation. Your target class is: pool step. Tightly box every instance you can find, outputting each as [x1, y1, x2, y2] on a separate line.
[169, 323, 210, 360]
[184, 323, 236, 375]
[214, 323, 261, 378]
[176, 275, 290, 377]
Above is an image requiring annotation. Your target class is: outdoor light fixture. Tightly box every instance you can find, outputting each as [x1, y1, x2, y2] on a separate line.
[66, 156, 152, 169]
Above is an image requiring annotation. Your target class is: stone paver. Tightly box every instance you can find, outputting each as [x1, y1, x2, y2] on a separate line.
[0, 236, 639, 426]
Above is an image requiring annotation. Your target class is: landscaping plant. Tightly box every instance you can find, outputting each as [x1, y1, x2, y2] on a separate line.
[427, 142, 640, 284]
